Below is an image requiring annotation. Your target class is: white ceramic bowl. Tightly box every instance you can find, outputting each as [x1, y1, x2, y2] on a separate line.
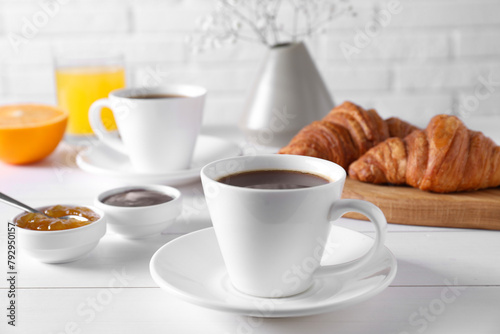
[13, 205, 106, 264]
[95, 185, 182, 239]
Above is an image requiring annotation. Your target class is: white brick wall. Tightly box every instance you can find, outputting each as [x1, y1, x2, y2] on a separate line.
[133, 2, 212, 32]
[457, 28, 500, 57]
[388, 2, 500, 27]
[395, 61, 500, 90]
[323, 32, 450, 61]
[2, 3, 129, 35]
[0, 0, 499, 127]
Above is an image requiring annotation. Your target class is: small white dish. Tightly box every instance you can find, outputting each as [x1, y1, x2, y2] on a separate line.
[150, 226, 397, 318]
[13, 205, 106, 264]
[95, 185, 182, 239]
[76, 135, 241, 185]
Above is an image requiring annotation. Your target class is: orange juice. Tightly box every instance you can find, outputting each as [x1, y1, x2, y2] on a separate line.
[55, 66, 125, 136]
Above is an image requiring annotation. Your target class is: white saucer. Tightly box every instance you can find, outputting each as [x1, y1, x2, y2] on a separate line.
[150, 226, 397, 318]
[76, 135, 241, 185]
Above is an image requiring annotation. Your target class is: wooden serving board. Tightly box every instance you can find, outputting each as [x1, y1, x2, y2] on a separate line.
[341, 178, 500, 230]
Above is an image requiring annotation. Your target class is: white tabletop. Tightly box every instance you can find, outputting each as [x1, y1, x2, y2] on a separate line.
[1, 124, 500, 334]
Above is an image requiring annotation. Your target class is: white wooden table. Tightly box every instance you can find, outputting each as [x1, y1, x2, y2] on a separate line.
[1, 124, 500, 334]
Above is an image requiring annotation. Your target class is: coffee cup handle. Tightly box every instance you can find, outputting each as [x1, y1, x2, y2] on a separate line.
[316, 199, 387, 276]
[89, 98, 127, 155]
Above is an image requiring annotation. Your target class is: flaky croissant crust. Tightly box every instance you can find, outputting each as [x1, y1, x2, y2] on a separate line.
[279, 101, 391, 169]
[349, 114, 500, 193]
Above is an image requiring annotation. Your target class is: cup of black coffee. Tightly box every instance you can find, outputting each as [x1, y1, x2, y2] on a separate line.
[200, 154, 387, 298]
[89, 85, 206, 173]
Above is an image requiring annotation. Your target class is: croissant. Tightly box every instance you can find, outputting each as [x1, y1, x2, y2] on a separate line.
[322, 101, 389, 155]
[279, 101, 389, 169]
[278, 120, 358, 169]
[349, 114, 500, 193]
[386, 117, 420, 138]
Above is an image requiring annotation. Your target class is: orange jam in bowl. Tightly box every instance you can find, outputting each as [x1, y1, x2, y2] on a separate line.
[14, 205, 100, 231]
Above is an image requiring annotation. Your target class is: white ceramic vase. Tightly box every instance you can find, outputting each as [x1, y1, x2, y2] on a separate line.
[239, 42, 334, 148]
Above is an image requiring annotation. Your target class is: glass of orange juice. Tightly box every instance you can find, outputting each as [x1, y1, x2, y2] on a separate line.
[55, 54, 126, 142]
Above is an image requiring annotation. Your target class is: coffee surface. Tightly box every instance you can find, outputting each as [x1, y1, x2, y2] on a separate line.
[102, 189, 174, 207]
[218, 170, 330, 189]
[128, 94, 187, 99]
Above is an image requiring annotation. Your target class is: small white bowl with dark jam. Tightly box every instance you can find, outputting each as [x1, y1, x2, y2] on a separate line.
[12, 204, 106, 264]
[95, 185, 182, 239]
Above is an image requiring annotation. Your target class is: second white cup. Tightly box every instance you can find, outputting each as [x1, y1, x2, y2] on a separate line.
[89, 85, 206, 173]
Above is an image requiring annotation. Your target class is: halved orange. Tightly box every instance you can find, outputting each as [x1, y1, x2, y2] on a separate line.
[0, 104, 68, 164]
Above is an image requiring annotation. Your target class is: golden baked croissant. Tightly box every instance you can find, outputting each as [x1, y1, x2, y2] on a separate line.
[386, 117, 420, 138]
[349, 114, 500, 193]
[278, 120, 358, 169]
[322, 101, 390, 155]
[279, 101, 389, 169]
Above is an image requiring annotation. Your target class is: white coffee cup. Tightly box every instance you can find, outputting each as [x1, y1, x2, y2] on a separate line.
[201, 154, 387, 298]
[89, 85, 206, 173]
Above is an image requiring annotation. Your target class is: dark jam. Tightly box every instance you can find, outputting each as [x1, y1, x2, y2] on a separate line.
[101, 189, 174, 207]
